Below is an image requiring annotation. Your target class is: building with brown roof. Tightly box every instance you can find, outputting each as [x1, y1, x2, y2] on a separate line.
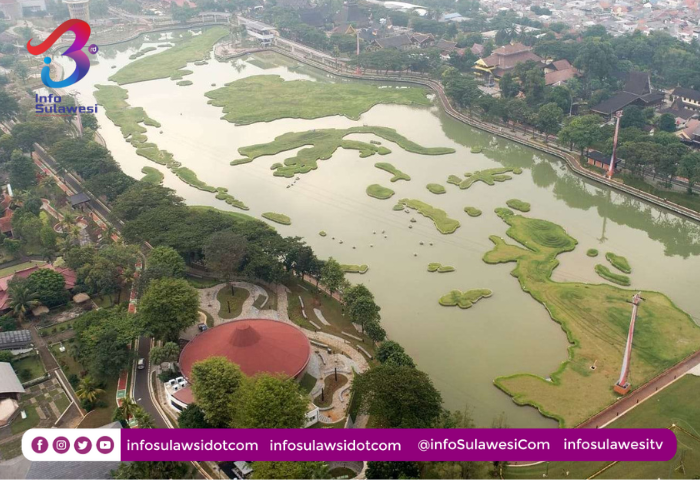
[0, 264, 76, 311]
[474, 43, 544, 78]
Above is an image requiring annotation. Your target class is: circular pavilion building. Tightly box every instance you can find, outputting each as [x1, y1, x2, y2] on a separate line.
[179, 319, 311, 381]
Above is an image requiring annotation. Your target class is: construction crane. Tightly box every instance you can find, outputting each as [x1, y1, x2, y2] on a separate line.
[607, 110, 623, 179]
[614, 292, 643, 395]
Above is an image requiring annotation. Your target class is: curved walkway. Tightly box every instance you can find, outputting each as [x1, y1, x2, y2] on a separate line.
[197, 282, 268, 325]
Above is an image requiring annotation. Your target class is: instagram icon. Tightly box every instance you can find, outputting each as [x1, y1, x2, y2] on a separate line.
[53, 437, 70, 454]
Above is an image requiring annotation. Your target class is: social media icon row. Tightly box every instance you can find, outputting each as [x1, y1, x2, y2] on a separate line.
[31, 436, 114, 454]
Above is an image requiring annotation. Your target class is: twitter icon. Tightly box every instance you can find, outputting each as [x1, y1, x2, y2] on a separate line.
[74, 437, 91, 454]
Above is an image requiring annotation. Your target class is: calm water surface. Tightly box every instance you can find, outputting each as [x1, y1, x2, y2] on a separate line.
[64, 37, 700, 427]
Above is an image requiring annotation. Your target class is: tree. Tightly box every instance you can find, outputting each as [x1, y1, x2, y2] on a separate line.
[536, 103, 564, 142]
[27, 268, 67, 308]
[140, 278, 199, 341]
[81, 112, 99, 130]
[116, 396, 138, 424]
[235, 374, 307, 428]
[0, 134, 16, 163]
[620, 105, 646, 129]
[9, 150, 37, 191]
[252, 462, 328, 480]
[678, 152, 700, 194]
[7, 278, 40, 323]
[0, 351, 13, 362]
[190, 357, 244, 427]
[352, 365, 443, 428]
[344, 283, 374, 307]
[148, 246, 186, 278]
[557, 114, 603, 157]
[112, 183, 185, 221]
[204, 231, 247, 284]
[376, 341, 415, 368]
[657, 113, 677, 133]
[172, 3, 197, 23]
[149, 342, 180, 366]
[366, 462, 420, 479]
[3, 238, 21, 259]
[134, 407, 156, 428]
[499, 73, 519, 98]
[178, 404, 212, 429]
[320, 257, 344, 296]
[75, 376, 105, 405]
[364, 318, 386, 343]
[574, 38, 616, 80]
[0, 89, 18, 122]
[112, 461, 191, 479]
[348, 295, 380, 332]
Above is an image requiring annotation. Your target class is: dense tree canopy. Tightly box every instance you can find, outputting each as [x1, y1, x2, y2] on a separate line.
[139, 278, 199, 341]
[190, 357, 244, 428]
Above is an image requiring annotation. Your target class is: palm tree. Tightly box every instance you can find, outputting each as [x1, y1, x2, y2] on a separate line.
[118, 396, 138, 422]
[8, 280, 40, 323]
[75, 376, 105, 404]
[134, 407, 156, 429]
[310, 463, 331, 479]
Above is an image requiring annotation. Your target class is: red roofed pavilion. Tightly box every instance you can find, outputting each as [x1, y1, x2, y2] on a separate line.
[179, 319, 311, 381]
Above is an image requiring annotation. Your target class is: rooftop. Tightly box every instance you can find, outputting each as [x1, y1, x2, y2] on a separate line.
[179, 319, 311, 380]
[0, 329, 31, 349]
[0, 362, 25, 395]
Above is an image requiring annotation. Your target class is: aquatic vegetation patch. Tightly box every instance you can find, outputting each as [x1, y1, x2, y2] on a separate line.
[483, 212, 700, 427]
[587, 249, 599, 257]
[375, 162, 411, 182]
[319, 231, 327, 237]
[392, 203, 405, 211]
[605, 252, 632, 274]
[129, 47, 157, 60]
[233, 126, 454, 178]
[428, 263, 455, 273]
[205, 74, 431, 125]
[110, 26, 228, 85]
[464, 207, 482, 217]
[262, 212, 291, 225]
[366, 184, 395, 200]
[177, 80, 193, 86]
[140, 166, 163, 184]
[448, 168, 518, 190]
[470, 146, 483, 153]
[506, 199, 531, 212]
[439, 289, 492, 308]
[397, 199, 460, 234]
[94, 85, 247, 210]
[427, 183, 446, 195]
[341, 264, 369, 274]
[594, 265, 631, 286]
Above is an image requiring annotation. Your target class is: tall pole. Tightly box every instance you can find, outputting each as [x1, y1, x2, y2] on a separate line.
[614, 292, 643, 395]
[607, 110, 622, 179]
[355, 29, 361, 75]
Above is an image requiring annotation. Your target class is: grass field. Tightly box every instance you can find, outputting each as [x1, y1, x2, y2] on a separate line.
[262, 212, 291, 225]
[448, 167, 518, 190]
[606, 252, 632, 274]
[217, 286, 250, 319]
[439, 289, 492, 309]
[506, 199, 531, 212]
[374, 162, 410, 182]
[110, 27, 228, 85]
[11, 354, 46, 382]
[398, 198, 460, 234]
[140, 166, 164, 184]
[0, 260, 44, 277]
[366, 184, 395, 200]
[427, 183, 446, 194]
[11, 406, 39, 434]
[595, 264, 631, 286]
[507, 375, 700, 479]
[314, 374, 348, 408]
[233, 126, 454, 178]
[464, 206, 482, 217]
[205, 74, 431, 125]
[485, 211, 700, 427]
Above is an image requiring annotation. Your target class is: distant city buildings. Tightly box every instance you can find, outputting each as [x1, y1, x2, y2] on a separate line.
[64, 0, 90, 22]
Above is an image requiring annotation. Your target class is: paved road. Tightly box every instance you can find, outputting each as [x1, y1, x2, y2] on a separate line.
[132, 336, 167, 428]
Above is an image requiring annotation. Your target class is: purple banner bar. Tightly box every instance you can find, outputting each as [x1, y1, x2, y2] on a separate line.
[121, 428, 676, 462]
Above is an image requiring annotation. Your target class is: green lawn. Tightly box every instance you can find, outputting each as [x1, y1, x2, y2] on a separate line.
[0, 438, 23, 460]
[507, 375, 700, 479]
[314, 374, 348, 408]
[0, 260, 44, 277]
[51, 343, 83, 379]
[605, 252, 632, 274]
[595, 264, 631, 286]
[186, 274, 221, 289]
[11, 406, 40, 434]
[397, 199, 460, 234]
[233, 126, 454, 178]
[506, 199, 531, 212]
[110, 27, 228, 85]
[309, 419, 347, 429]
[299, 372, 317, 394]
[54, 391, 70, 413]
[217, 286, 249, 319]
[485, 211, 700, 427]
[205, 74, 431, 125]
[366, 184, 395, 200]
[77, 378, 116, 429]
[11, 354, 46, 382]
[262, 212, 292, 225]
[447, 167, 519, 190]
[375, 162, 410, 182]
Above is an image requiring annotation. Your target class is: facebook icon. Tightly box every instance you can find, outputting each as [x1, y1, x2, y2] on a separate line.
[31, 436, 48, 454]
